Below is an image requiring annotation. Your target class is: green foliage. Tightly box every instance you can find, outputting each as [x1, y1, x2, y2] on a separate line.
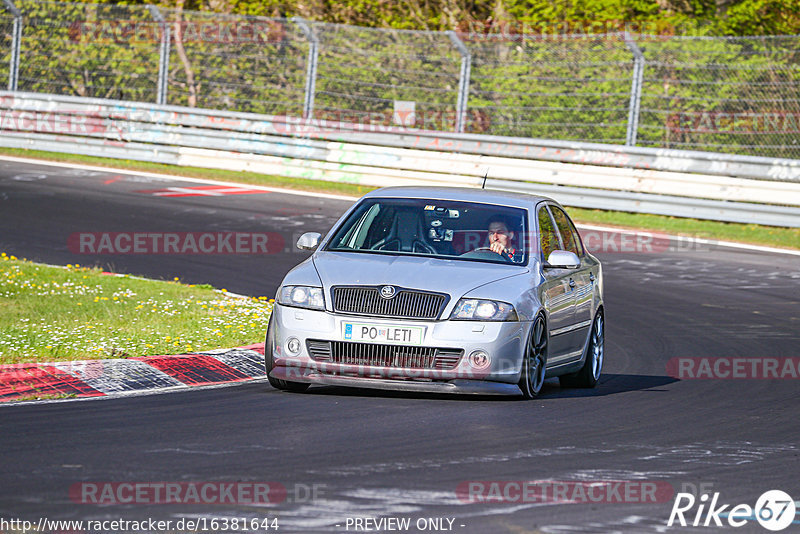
[82, 0, 800, 35]
[161, 8, 307, 114]
[1, 0, 798, 157]
[12, 0, 159, 100]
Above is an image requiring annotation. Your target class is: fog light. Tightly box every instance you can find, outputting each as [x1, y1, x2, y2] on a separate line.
[286, 337, 301, 355]
[469, 350, 491, 369]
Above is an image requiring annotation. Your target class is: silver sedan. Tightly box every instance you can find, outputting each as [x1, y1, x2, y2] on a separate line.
[265, 186, 604, 398]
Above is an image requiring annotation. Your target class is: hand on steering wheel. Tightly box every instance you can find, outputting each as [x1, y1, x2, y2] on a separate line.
[489, 241, 507, 255]
[460, 246, 512, 262]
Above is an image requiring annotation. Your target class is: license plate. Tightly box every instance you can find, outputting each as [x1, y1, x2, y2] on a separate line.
[342, 322, 424, 345]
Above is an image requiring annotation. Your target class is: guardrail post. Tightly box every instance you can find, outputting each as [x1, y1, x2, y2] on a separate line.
[2, 0, 22, 91]
[148, 5, 170, 105]
[623, 32, 644, 147]
[447, 30, 471, 134]
[293, 17, 319, 120]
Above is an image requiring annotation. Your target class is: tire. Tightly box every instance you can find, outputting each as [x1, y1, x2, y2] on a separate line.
[559, 311, 604, 388]
[264, 316, 309, 393]
[518, 315, 548, 399]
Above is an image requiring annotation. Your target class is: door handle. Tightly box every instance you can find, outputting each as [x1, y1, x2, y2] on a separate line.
[569, 278, 576, 288]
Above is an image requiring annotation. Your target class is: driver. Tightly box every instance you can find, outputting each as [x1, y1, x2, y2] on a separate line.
[487, 216, 521, 262]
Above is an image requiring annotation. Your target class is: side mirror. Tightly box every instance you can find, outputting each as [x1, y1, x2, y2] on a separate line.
[545, 250, 580, 269]
[296, 232, 322, 251]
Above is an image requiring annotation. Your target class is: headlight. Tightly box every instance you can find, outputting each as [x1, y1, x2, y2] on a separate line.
[278, 285, 325, 310]
[450, 299, 517, 321]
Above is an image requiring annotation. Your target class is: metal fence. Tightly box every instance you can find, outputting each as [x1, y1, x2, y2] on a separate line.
[0, 0, 799, 158]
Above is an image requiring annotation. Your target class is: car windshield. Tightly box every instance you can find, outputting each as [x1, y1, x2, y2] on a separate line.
[325, 198, 529, 265]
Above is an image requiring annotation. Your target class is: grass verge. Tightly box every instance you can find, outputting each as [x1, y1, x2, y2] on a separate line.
[10, 392, 77, 402]
[0, 254, 272, 364]
[0, 146, 376, 198]
[570, 208, 799, 250]
[0, 146, 797, 250]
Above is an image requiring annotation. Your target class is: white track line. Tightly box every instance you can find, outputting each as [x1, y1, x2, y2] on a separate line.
[1, 154, 797, 257]
[0, 154, 357, 201]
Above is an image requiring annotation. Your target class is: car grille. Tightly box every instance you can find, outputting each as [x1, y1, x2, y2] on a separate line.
[332, 286, 448, 320]
[307, 340, 463, 370]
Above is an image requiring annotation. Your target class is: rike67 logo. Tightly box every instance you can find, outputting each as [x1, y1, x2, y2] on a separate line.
[668, 490, 796, 531]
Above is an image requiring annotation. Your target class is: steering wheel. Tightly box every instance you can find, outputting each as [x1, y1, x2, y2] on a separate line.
[370, 238, 437, 255]
[460, 247, 512, 262]
[370, 237, 398, 251]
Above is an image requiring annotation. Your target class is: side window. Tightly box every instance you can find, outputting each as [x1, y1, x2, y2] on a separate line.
[537, 206, 561, 261]
[363, 205, 395, 248]
[550, 206, 583, 256]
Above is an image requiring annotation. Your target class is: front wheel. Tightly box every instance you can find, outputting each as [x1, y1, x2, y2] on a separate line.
[560, 311, 604, 388]
[518, 315, 548, 399]
[264, 316, 309, 393]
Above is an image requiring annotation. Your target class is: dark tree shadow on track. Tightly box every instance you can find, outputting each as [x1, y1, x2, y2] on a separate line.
[541, 373, 679, 399]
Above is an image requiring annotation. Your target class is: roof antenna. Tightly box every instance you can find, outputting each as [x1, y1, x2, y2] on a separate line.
[481, 169, 489, 189]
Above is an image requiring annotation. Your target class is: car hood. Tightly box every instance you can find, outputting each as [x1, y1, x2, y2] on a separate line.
[313, 251, 529, 299]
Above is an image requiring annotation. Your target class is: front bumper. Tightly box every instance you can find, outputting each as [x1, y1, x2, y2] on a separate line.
[270, 303, 528, 395]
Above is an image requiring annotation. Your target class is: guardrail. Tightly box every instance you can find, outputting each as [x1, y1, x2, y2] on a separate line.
[0, 91, 799, 227]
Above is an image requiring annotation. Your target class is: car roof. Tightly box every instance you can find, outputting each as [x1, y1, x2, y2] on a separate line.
[362, 186, 555, 209]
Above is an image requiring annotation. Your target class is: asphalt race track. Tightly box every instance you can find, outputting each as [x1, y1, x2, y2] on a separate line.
[1, 158, 799, 533]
